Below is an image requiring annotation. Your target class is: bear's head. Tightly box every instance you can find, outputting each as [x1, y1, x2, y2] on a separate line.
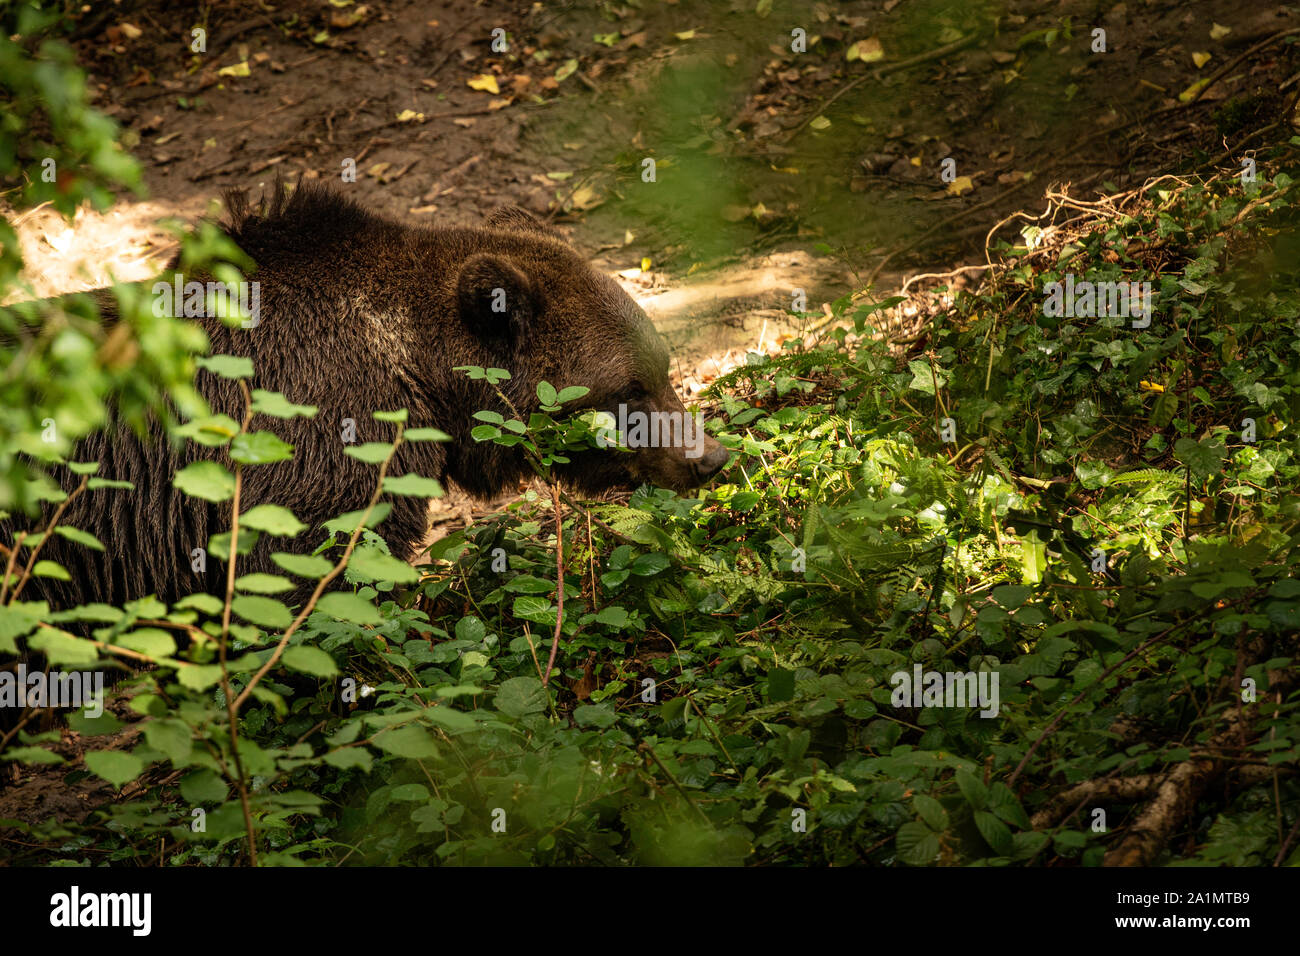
[449, 207, 730, 497]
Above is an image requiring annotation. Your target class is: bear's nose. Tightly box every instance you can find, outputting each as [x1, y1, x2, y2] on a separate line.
[693, 442, 731, 483]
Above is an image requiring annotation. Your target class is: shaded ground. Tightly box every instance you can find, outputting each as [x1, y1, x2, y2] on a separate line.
[2, 0, 1298, 838]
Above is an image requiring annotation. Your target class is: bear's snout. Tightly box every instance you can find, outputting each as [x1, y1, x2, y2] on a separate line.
[693, 438, 731, 484]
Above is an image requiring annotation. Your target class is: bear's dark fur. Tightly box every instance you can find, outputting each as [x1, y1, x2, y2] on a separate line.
[1, 181, 728, 621]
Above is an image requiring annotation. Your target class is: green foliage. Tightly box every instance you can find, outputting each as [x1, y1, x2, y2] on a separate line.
[1, 40, 1297, 864]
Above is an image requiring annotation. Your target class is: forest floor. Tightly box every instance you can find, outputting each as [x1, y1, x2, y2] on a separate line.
[2, 0, 1296, 831]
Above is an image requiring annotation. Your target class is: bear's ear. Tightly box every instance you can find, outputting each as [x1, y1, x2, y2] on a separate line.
[486, 206, 567, 242]
[456, 252, 536, 352]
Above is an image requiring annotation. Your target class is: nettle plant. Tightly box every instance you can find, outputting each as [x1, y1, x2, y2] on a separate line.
[457, 364, 604, 477]
[0, 354, 462, 864]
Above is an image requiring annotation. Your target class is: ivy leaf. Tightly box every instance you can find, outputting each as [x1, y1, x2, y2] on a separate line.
[1174, 436, 1227, 481]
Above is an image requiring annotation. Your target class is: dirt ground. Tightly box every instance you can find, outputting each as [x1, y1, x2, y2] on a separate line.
[2, 0, 1297, 840]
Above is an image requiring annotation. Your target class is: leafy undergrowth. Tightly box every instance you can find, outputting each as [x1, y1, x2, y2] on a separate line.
[5, 153, 1300, 867]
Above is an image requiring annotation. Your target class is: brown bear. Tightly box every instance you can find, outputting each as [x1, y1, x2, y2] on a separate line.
[1, 181, 730, 614]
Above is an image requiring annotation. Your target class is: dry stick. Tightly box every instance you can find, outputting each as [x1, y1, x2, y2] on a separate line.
[1186, 28, 1300, 106]
[10, 476, 88, 602]
[0, 531, 25, 605]
[540, 483, 565, 687]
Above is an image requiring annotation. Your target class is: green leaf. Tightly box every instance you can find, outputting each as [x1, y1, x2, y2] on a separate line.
[974, 810, 1014, 855]
[174, 461, 235, 502]
[955, 769, 988, 810]
[32, 560, 71, 580]
[0, 605, 41, 654]
[495, 677, 548, 717]
[992, 585, 1032, 610]
[67, 710, 125, 737]
[595, 605, 629, 627]
[574, 704, 616, 728]
[316, 592, 382, 625]
[28, 628, 98, 665]
[383, 474, 444, 497]
[67, 461, 100, 476]
[250, 389, 318, 419]
[373, 409, 408, 423]
[235, 573, 295, 594]
[505, 574, 554, 594]
[196, 354, 254, 379]
[1173, 436, 1227, 481]
[239, 504, 307, 536]
[895, 822, 941, 865]
[471, 424, 502, 442]
[907, 360, 946, 395]
[84, 750, 145, 788]
[272, 552, 334, 578]
[283, 645, 339, 677]
[144, 718, 192, 764]
[323, 503, 391, 534]
[913, 794, 949, 832]
[555, 385, 590, 405]
[232, 595, 293, 629]
[631, 553, 670, 575]
[404, 428, 452, 442]
[348, 547, 419, 584]
[511, 595, 554, 624]
[174, 414, 240, 446]
[179, 768, 229, 803]
[323, 748, 373, 772]
[391, 783, 430, 801]
[231, 430, 295, 465]
[1, 746, 64, 765]
[53, 526, 104, 552]
[117, 628, 178, 658]
[343, 442, 394, 464]
[374, 724, 439, 758]
[174, 593, 225, 616]
[88, 478, 134, 491]
[177, 664, 224, 691]
[537, 382, 557, 406]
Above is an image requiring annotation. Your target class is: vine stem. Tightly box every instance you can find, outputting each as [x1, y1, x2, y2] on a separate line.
[541, 482, 564, 687]
[218, 381, 258, 866]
